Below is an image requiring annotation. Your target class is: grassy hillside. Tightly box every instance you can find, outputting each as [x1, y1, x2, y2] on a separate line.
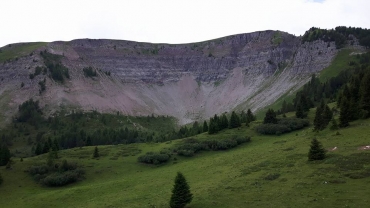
[0, 42, 47, 63]
[1, 108, 370, 207]
[256, 48, 361, 119]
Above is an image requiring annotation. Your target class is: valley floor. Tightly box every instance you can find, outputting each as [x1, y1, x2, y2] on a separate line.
[1, 116, 370, 207]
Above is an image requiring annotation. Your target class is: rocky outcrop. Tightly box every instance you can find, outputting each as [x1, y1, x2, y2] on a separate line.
[0, 30, 340, 125]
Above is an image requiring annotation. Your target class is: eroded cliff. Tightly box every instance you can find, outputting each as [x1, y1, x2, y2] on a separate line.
[0, 30, 339, 124]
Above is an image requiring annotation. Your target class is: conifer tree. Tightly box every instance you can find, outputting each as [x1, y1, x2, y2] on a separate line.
[240, 110, 247, 123]
[263, 109, 277, 124]
[93, 146, 99, 158]
[330, 118, 339, 130]
[0, 145, 11, 166]
[339, 96, 350, 127]
[202, 121, 208, 132]
[360, 72, 370, 118]
[246, 109, 256, 123]
[220, 114, 229, 130]
[0, 172, 3, 185]
[35, 143, 42, 155]
[170, 172, 193, 208]
[229, 111, 241, 128]
[313, 102, 324, 131]
[308, 138, 326, 161]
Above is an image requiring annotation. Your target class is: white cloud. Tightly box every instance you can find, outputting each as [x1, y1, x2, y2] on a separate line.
[0, 0, 369, 47]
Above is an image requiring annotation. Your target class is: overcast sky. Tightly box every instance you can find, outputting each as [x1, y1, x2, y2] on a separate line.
[1, 0, 369, 47]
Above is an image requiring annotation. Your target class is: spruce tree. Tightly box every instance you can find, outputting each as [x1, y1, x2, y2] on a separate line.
[93, 146, 99, 158]
[246, 109, 256, 123]
[360, 72, 370, 118]
[220, 114, 229, 130]
[170, 172, 193, 208]
[0, 145, 11, 166]
[339, 96, 350, 127]
[240, 110, 247, 123]
[313, 102, 324, 131]
[308, 138, 326, 161]
[263, 109, 277, 124]
[229, 111, 241, 128]
[330, 118, 339, 130]
[202, 121, 208, 132]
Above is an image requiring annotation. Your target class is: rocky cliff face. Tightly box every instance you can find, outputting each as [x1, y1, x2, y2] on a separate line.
[0, 30, 339, 125]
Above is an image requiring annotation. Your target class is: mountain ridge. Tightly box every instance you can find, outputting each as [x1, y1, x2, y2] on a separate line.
[0, 29, 363, 125]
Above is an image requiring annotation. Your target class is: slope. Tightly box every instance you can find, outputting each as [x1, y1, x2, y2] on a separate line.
[1, 110, 370, 207]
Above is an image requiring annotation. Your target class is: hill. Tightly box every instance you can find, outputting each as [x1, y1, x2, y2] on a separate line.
[0, 109, 370, 207]
[0, 28, 356, 125]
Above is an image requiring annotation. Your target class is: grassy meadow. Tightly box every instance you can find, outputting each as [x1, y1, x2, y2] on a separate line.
[1, 108, 370, 208]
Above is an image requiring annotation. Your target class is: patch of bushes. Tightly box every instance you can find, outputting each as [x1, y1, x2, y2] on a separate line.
[83, 66, 97, 77]
[138, 152, 170, 164]
[256, 118, 309, 135]
[175, 136, 251, 157]
[264, 173, 280, 181]
[40, 50, 70, 82]
[27, 160, 85, 187]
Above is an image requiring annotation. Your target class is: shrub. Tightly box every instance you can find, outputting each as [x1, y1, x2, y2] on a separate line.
[41, 169, 85, 187]
[138, 152, 170, 164]
[83, 67, 97, 77]
[256, 118, 309, 135]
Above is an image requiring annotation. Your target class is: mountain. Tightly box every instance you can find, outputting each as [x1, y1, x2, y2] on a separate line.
[0, 29, 363, 125]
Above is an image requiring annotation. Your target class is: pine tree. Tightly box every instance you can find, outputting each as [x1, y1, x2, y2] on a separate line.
[339, 96, 350, 127]
[313, 102, 324, 131]
[308, 138, 326, 161]
[330, 118, 339, 130]
[360, 72, 370, 118]
[202, 121, 208, 132]
[240, 110, 247, 123]
[0, 145, 11, 166]
[220, 114, 229, 130]
[93, 146, 99, 158]
[263, 109, 277, 124]
[170, 172, 193, 208]
[246, 109, 256, 123]
[35, 143, 42, 155]
[229, 111, 241, 128]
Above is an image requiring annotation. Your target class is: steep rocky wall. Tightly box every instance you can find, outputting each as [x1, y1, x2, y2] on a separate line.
[0, 30, 339, 125]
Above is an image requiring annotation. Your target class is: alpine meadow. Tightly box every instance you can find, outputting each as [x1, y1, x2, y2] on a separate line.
[1, 26, 370, 208]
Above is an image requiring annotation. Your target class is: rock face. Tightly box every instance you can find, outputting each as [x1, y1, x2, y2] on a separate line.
[0, 30, 338, 125]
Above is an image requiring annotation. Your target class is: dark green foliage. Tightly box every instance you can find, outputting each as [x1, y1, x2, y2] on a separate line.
[0, 145, 11, 166]
[17, 99, 43, 126]
[220, 114, 229, 130]
[295, 94, 310, 118]
[229, 111, 241, 128]
[83, 66, 97, 77]
[246, 109, 256, 123]
[314, 101, 333, 131]
[360, 72, 370, 118]
[256, 118, 309, 135]
[208, 117, 218, 134]
[40, 50, 70, 82]
[339, 96, 350, 127]
[170, 172, 193, 208]
[137, 152, 170, 164]
[263, 109, 277, 124]
[202, 121, 208, 132]
[302, 26, 370, 48]
[330, 118, 339, 130]
[0, 173, 3, 185]
[175, 136, 251, 157]
[38, 78, 46, 94]
[28, 160, 84, 187]
[308, 138, 326, 161]
[93, 146, 99, 158]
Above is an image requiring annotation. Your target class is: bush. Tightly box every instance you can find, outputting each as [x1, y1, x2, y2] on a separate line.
[83, 67, 97, 77]
[41, 169, 85, 187]
[28, 160, 84, 187]
[256, 118, 309, 135]
[138, 152, 170, 164]
[175, 136, 251, 157]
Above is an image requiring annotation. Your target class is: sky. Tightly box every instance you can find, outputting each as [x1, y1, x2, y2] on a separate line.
[1, 0, 369, 47]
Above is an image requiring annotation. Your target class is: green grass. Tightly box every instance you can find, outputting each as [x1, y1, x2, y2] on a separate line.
[256, 48, 362, 119]
[318, 49, 358, 82]
[1, 109, 370, 207]
[0, 42, 47, 62]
